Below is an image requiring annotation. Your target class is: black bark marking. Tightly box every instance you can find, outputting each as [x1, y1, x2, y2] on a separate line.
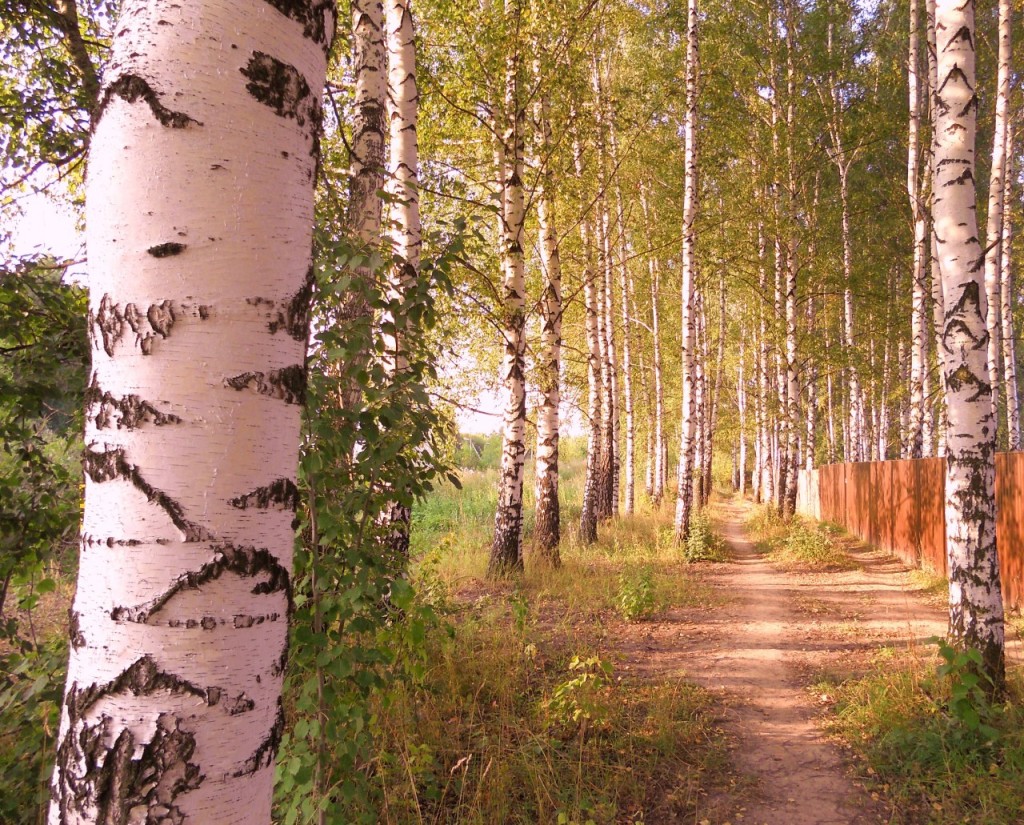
[943, 167, 975, 187]
[110, 543, 289, 626]
[234, 699, 285, 776]
[86, 378, 182, 430]
[937, 64, 973, 97]
[224, 364, 306, 404]
[148, 242, 187, 258]
[240, 52, 318, 131]
[55, 688, 204, 825]
[84, 446, 212, 542]
[97, 74, 202, 130]
[944, 25, 975, 53]
[90, 296, 199, 356]
[69, 609, 86, 649]
[260, 0, 335, 51]
[247, 273, 312, 341]
[148, 301, 176, 338]
[92, 295, 126, 357]
[262, 0, 333, 50]
[228, 478, 300, 511]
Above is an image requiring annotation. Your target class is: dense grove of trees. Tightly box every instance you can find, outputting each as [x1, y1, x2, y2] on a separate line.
[0, 0, 1018, 819]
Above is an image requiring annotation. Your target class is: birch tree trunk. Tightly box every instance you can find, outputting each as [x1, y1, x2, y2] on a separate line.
[673, 0, 699, 542]
[927, 0, 947, 457]
[49, 0, 335, 819]
[380, 0, 420, 557]
[932, 0, 1005, 689]
[489, 33, 528, 576]
[738, 338, 747, 494]
[532, 79, 562, 564]
[1000, 138, 1020, 449]
[341, 0, 387, 414]
[908, 0, 929, 459]
[609, 123, 635, 516]
[641, 186, 666, 505]
[576, 128, 602, 545]
[984, 0, 1011, 433]
[756, 219, 774, 503]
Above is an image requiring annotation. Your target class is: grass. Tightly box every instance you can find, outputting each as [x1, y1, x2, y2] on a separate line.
[746, 505, 857, 571]
[813, 645, 1024, 824]
[389, 448, 731, 822]
[369, 604, 728, 824]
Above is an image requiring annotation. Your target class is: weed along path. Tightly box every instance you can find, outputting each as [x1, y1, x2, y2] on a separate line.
[611, 494, 959, 824]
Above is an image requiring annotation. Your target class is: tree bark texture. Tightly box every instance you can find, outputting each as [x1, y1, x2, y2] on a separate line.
[49, 0, 335, 820]
[673, 0, 699, 542]
[489, 38, 528, 576]
[932, 0, 1005, 687]
[532, 79, 562, 564]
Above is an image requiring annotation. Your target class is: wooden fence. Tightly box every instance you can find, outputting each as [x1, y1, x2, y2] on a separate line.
[796, 453, 1024, 610]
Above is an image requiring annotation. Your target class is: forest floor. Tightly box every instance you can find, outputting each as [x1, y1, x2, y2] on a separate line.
[604, 494, 1023, 825]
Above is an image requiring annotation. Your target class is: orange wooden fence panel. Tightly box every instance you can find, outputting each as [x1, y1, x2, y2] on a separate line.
[805, 453, 1021, 609]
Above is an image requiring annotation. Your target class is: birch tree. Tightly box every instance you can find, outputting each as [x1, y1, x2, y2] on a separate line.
[673, 0, 699, 542]
[49, 0, 335, 819]
[932, 0, 1005, 690]
[532, 70, 562, 563]
[380, 0, 421, 556]
[488, 9, 528, 576]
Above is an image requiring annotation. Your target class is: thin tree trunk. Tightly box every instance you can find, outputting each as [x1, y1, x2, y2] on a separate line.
[380, 0, 420, 559]
[1000, 134, 1020, 449]
[577, 126, 602, 545]
[532, 76, 562, 564]
[908, 0, 928, 458]
[609, 122, 634, 515]
[489, 31, 528, 577]
[932, 0, 1005, 689]
[641, 187, 666, 505]
[756, 218, 774, 503]
[49, 0, 334, 818]
[738, 337, 747, 495]
[673, 0, 699, 542]
[341, 0, 387, 415]
[984, 0, 1012, 434]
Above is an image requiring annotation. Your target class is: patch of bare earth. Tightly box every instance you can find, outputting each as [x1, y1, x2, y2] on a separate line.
[606, 495, 986, 825]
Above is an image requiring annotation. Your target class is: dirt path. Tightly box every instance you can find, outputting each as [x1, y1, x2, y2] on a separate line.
[611, 495, 976, 824]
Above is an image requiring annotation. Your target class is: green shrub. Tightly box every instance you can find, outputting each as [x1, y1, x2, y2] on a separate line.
[616, 566, 656, 621]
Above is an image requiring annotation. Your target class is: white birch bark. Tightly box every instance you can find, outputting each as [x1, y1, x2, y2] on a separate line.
[738, 338, 747, 494]
[489, 35, 528, 576]
[576, 126, 602, 545]
[983, 0, 1011, 433]
[640, 186, 666, 505]
[673, 0, 699, 542]
[1000, 136, 1020, 449]
[609, 122, 635, 516]
[592, 58, 616, 520]
[49, 0, 334, 820]
[532, 76, 561, 563]
[756, 218, 773, 503]
[380, 0, 420, 557]
[933, 0, 1005, 687]
[908, 0, 929, 458]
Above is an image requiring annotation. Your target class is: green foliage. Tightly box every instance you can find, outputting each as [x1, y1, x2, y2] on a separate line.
[454, 432, 503, 469]
[0, 637, 66, 824]
[616, 566, 655, 622]
[0, 260, 85, 823]
[932, 638, 1001, 741]
[816, 648, 1024, 825]
[545, 654, 614, 734]
[274, 221, 461, 824]
[682, 511, 728, 563]
[756, 515, 857, 571]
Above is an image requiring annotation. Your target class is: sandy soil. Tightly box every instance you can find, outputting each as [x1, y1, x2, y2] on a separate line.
[610, 495, 1023, 825]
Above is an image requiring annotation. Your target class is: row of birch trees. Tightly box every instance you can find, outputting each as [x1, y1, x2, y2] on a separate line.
[0, 0, 1019, 817]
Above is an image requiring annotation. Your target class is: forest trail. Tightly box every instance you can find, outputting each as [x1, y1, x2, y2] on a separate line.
[612, 494, 977, 824]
